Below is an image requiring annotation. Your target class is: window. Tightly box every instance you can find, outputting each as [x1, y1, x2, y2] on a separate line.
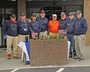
[27, 0, 83, 1]
[8, 0, 16, 1]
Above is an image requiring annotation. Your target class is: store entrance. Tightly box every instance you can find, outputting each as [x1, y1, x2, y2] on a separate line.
[43, 7, 65, 20]
[26, 0, 83, 20]
[26, 6, 65, 20]
[0, 0, 17, 47]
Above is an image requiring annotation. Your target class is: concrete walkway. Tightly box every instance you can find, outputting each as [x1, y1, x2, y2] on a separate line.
[0, 46, 90, 70]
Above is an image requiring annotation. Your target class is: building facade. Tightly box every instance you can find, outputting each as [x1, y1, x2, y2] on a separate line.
[0, 0, 90, 47]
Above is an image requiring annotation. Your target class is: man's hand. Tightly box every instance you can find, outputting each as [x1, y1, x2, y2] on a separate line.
[32, 32, 35, 38]
[32, 32, 38, 38]
[3, 35, 7, 39]
[59, 30, 66, 34]
[35, 33, 38, 36]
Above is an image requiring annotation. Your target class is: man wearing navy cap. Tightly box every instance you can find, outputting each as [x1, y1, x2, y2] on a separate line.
[37, 10, 48, 39]
[59, 12, 68, 35]
[29, 13, 41, 39]
[74, 10, 88, 60]
[66, 12, 77, 58]
[18, 12, 30, 57]
[4, 14, 18, 59]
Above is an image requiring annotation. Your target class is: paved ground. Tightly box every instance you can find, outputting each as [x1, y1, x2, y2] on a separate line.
[0, 67, 90, 72]
[0, 46, 90, 71]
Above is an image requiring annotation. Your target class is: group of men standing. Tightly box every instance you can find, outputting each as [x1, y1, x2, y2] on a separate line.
[4, 12, 30, 59]
[60, 10, 87, 61]
[4, 10, 88, 61]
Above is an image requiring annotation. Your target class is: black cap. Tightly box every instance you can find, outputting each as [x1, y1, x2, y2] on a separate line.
[20, 12, 25, 16]
[32, 13, 36, 16]
[69, 12, 76, 16]
[61, 12, 66, 16]
[11, 14, 16, 18]
[76, 10, 82, 14]
[40, 10, 45, 13]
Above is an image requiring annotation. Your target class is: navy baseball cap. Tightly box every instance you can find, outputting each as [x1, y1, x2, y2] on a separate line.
[32, 13, 36, 16]
[40, 10, 45, 13]
[20, 12, 25, 16]
[61, 12, 66, 16]
[11, 14, 16, 18]
[69, 12, 76, 16]
[76, 10, 82, 14]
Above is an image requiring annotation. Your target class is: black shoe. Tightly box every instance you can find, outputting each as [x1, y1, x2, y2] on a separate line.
[69, 55, 72, 58]
[73, 55, 80, 60]
[78, 57, 84, 61]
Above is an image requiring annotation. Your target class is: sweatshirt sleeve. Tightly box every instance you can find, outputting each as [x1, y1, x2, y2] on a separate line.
[3, 22, 7, 35]
[37, 23, 41, 33]
[44, 18, 48, 30]
[28, 23, 32, 33]
[29, 22, 36, 34]
[48, 21, 50, 31]
[82, 18, 88, 34]
[46, 18, 49, 34]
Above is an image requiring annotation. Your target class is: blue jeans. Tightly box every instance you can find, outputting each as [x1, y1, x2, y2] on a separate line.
[67, 34, 76, 56]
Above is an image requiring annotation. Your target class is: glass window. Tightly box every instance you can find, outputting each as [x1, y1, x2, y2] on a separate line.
[8, 0, 16, 1]
[27, 0, 83, 1]
[27, 8, 40, 18]
[5, 8, 15, 14]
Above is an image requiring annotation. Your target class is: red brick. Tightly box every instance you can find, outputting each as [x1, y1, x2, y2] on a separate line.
[30, 39, 68, 66]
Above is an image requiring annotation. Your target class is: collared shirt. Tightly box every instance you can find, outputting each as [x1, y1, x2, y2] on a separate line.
[48, 20, 60, 33]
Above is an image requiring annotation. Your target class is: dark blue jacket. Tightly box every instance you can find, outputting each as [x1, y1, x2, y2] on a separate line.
[66, 18, 76, 34]
[74, 17, 88, 35]
[59, 18, 68, 30]
[37, 17, 48, 31]
[29, 21, 41, 33]
[18, 20, 30, 35]
[4, 21, 18, 36]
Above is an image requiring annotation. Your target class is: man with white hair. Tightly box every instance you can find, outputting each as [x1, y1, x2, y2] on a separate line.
[74, 10, 88, 60]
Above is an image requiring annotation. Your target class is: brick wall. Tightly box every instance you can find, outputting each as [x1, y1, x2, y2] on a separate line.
[84, 0, 90, 46]
[30, 39, 68, 66]
[17, 0, 26, 20]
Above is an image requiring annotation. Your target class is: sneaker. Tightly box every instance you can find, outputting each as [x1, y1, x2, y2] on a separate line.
[25, 61, 30, 65]
[79, 57, 84, 61]
[13, 55, 18, 59]
[7, 54, 11, 59]
[73, 55, 80, 60]
[69, 51, 72, 58]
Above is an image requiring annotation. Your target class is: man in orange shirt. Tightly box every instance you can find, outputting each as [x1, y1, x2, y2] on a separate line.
[48, 14, 60, 39]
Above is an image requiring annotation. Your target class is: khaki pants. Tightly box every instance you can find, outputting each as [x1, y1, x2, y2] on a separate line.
[39, 31, 47, 39]
[7, 35, 18, 55]
[74, 35, 85, 58]
[49, 32, 59, 39]
[18, 35, 29, 57]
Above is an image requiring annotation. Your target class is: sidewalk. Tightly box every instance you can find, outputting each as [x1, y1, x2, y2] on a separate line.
[0, 46, 90, 70]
